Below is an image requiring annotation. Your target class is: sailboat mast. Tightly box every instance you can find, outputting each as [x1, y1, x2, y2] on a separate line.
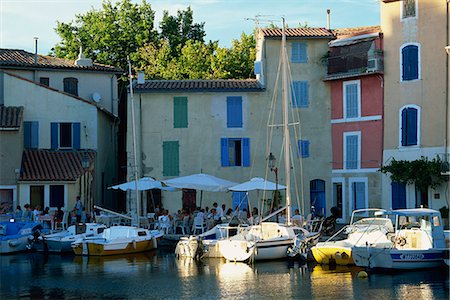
[281, 19, 292, 226]
[128, 56, 140, 226]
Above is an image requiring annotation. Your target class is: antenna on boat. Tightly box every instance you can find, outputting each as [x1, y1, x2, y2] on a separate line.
[128, 56, 140, 227]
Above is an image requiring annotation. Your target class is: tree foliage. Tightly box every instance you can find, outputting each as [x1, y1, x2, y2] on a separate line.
[380, 156, 448, 192]
[52, 0, 255, 80]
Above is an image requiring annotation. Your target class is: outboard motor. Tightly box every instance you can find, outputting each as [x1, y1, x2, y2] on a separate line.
[321, 207, 340, 236]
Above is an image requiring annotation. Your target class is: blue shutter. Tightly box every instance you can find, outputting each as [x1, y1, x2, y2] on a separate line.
[24, 121, 31, 149]
[298, 140, 310, 158]
[300, 81, 309, 107]
[73, 122, 80, 149]
[401, 109, 407, 146]
[221, 138, 229, 167]
[292, 81, 300, 107]
[299, 43, 307, 62]
[51, 122, 58, 149]
[391, 182, 406, 209]
[402, 45, 418, 81]
[227, 96, 242, 128]
[291, 42, 307, 63]
[242, 138, 250, 167]
[346, 135, 358, 169]
[354, 182, 365, 210]
[345, 83, 358, 118]
[31, 121, 39, 148]
[406, 108, 418, 146]
[232, 192, 248, 211]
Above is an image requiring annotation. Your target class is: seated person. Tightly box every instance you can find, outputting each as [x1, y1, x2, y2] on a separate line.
[292, 209, 303, 227]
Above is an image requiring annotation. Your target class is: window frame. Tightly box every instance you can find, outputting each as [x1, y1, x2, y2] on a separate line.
[63, 77, 78, 96]
[343, 80, 361, 120]
[400, 0, 418, 21]
[220, 137, 250, 167]
[343, 131, 361, 170]
[400, 43, 421, 82]
[398, 104, 421, 148]
[39, 77, 49, 86]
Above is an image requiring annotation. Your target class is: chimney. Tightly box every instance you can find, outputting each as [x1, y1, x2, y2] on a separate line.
[75, 45, 93, 67]
[326, 9, 331, 30]
[33, 37, 38, 64]
[137, 71, 145, 84]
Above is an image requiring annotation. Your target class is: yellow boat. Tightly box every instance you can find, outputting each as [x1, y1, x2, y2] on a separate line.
[311, 241, 354, 265]
[72, 226, 161, 256]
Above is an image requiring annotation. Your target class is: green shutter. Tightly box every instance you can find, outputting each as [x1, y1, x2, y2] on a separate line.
[173, 97, 188, 128]
[163, 141, 180, 176]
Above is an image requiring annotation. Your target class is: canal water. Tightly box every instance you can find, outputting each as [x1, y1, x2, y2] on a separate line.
[1, 248, 449, 299]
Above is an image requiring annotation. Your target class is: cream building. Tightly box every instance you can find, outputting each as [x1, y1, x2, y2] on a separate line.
[381, 0, 449, 210]
[128, 28, 333, 217]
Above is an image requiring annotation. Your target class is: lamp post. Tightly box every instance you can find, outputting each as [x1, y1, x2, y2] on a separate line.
[81, 152, 90, 216]
[268, 152, 279, 208]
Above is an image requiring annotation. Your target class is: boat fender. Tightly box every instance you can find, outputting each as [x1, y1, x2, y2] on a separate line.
[132, 240, 137, 250]
[358, 271, 368, 279]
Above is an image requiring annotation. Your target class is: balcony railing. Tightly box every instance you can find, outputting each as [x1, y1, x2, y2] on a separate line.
[326, 50, 383, 78]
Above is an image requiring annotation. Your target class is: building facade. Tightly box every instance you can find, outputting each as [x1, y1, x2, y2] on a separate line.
[325, 26, 384, 222]
[381, 0, 449, 211]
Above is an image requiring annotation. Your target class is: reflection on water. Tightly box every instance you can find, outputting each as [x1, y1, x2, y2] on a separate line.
[1, 250, 449, 299]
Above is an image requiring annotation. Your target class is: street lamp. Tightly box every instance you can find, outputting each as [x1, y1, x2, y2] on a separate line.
[81, 152, 91, 217]
[268, 153, 279, 208]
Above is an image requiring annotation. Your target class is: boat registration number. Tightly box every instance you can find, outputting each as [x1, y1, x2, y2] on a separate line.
[399, 253, 424, 260]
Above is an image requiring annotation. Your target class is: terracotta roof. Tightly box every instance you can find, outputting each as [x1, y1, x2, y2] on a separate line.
[0, 105, 23, 130]
[0, 49, 122, 73]
[134, 79, 264, 92]
[261, 27, 334, 39]
[332, 26, 381, 39]
[19, 149, 96, 182]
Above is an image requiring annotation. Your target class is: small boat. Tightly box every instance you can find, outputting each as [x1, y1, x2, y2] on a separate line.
[72, 226, 163, 256]
[352, 208, 447, 270]
[175, 222, 247, 259]
[0, 221, 45, 254]
[311, 208, 390, 265]
[33, 223, 107, 253]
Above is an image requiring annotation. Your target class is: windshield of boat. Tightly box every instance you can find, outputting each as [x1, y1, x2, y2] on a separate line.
[350, 209, 386, 224]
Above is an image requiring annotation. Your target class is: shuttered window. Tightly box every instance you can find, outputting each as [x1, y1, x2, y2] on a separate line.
[292, 81, 309, 108]
[291, 42, 307, 63]
[345, 134, 359, 169]
[226, 96, 243, 128]
[401, 107, 418, 146]
[220, 137, 250, 167]
[402, 0, 416, 19]
[298, 140, 310, 158]
[173, 97, 188, 128]
[24, 121, 39, 149]
[50, 122, 81, 149]
[401, 45, 419, 81]
[163, 141, 179, 176]
[344, 81, 360, 118]
[63, 77, 78, 96]
[352, 182, 366, 210]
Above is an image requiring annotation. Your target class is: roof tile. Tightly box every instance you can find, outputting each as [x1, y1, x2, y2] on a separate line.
[261, 27, 334, 39]
[134, 79, 264, 92]
[19, 149, 96, 182]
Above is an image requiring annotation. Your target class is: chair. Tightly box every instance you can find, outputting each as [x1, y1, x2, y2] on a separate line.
[158, 215, 171, 234]
[174, 219, 185, 235]
[55, 210, 69, 231]
[192, 216, 205, 235]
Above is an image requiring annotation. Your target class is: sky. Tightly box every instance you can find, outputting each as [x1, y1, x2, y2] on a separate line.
[0, 0, 380, 55]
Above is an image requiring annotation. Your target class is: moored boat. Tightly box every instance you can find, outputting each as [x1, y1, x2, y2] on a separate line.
[352, 208, 447, 270]
[0, 221, 45, 254]
[72, 226, 162, 256]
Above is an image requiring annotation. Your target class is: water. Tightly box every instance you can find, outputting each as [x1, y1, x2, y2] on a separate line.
[1, 249, 449, 299]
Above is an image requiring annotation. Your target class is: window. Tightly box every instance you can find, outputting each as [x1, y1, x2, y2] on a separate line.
[63, 77, 78, 96]
[221, 138, 250, 167]
[39, 77, 49, 86]
[298, 140, 310, 158]
[391, 182, 406, 209]
[292, 81, 309, 108]
[163, 141, 179, 176]
[226, 96, 243, 128]
[51, 122, 80, 149]
[402, 0, 417, 19]
[49, 185, 64, 208]
[344, 132, 360, 170]
[173, 97, 188, 128]
[23, 121, 39, 149]
[310, 179, 326, 216]
[401, 44, 419, 81]
[343, 80, 360, 119]
[291, 42, 307, 63]
[400, 106, 419, 146]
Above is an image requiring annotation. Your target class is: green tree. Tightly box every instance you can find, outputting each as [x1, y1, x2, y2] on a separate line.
[52, 0, 157, 71]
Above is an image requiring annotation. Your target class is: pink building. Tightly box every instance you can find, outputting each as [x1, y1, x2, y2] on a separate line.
[324, 26, 384, 222]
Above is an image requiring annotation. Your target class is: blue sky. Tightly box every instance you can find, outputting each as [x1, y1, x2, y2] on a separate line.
[1, 0, 380, 55]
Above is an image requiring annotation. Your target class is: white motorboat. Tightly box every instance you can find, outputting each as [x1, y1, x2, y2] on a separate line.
[352, 208, 447, 270]
[311, 208, 390, 265]
[0, 221, 45, 254]
[72, 226, 163, 256]
[34, 223, 107, 253]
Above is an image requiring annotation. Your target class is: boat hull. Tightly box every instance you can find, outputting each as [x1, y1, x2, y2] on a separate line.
[352, 247, 445, 270]
[0, 236, 31, 254]
[73, 238, 156, 256]
[219, 238, 293, 262]
[311, 242, 354, 265]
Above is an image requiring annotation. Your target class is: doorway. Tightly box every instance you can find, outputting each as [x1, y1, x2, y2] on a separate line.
[30, 185, 44, 209]
[146, 189, 162, 213]
[310, 179, 326, 216]
[182, 189, 196, 214]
